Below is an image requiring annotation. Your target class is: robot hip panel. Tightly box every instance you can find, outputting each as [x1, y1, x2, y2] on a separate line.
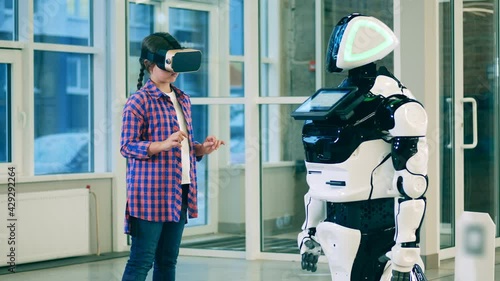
[316, 222, 361, 281]
[316, 222, 395, 281]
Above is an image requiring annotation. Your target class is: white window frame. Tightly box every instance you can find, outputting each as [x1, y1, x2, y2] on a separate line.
[259, 0, 282, 163]
[162, 0, 222, 238]
[0, 0, 108, 178]
[0, 50, 23, 176]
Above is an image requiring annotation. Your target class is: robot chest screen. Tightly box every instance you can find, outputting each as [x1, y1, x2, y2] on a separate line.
[302, 111, 386, 164]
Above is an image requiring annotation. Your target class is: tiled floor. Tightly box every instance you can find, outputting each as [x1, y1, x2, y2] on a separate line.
[0, 254, 499, 281]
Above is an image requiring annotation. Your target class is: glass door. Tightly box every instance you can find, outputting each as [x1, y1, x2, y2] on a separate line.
[164, 2, 247, 253]
[461, 0, 498, 230]
[439, 0, 499, 251]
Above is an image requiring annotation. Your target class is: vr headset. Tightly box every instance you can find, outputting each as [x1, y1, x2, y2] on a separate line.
[140, 33, 202, 73]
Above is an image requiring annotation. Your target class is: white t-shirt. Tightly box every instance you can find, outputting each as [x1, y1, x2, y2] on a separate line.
[165, 91, 191, 184]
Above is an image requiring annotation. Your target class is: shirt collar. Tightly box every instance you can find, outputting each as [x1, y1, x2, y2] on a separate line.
[143, 79, 184, 100]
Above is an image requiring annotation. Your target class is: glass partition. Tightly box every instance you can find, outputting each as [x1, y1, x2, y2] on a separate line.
[439, 0, 455, 249]
[461, 0, 499, 234]
[33, 51, 93, 175]
[260, 104, 308, 253]
[0, 64, 10, 163]
[0, 0, 16, 41]
[127, 2, 155, 96]
[34, 0, 92, 45]
[181, 104, 246, 251]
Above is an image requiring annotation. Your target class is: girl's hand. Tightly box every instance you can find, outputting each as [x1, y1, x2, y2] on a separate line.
[196, 136, 225, 156]
[163, 131, 188, 151]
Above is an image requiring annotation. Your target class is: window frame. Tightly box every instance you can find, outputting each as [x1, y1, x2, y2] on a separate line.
[0, 0, 108, 178]
[162, 0, 222, 238]
[0, 50, 23, 175]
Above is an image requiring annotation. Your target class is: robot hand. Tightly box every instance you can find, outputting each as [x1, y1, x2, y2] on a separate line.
[298, 228, 322, 272]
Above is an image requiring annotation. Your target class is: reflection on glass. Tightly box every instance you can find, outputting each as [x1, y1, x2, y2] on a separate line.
[0, 64, 10, 162]
[260, 104, 307, 253]
[181, 105, 246, 251]
[230, 62, 244, 97]
[34, 51, 92, 175]
[230, 0, 244, 56]
[230, 104, 244, 164]
[439, 1, 455, 249]
[260, 63, 269, 97]
[169, 8, 209, 97]
[0, 0, 16, 40]
[188, 105, 208, 226]
[260, 0, 268, 57]
[462, 0, 498, 233]
[127, 2, 154, 95]
[33, 0, 92, 45]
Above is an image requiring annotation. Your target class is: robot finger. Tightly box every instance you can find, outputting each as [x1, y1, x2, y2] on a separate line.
[306, 253, 316, 263]
[301, 255, 308, 270]
[311, 263, 318, 272]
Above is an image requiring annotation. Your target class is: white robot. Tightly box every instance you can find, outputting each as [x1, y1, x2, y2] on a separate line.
[291, 13, 429, 281]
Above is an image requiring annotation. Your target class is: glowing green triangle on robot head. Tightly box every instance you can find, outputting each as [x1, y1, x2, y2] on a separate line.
[343, 19, 396, 63]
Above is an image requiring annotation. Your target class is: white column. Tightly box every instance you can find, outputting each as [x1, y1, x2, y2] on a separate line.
[109, 0, 129, 253]
[398, 0, 440, 269]
[244, 0, 261, 260]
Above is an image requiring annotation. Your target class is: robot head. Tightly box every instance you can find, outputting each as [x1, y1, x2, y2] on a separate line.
[326, 13, 399, 73]
[140, 32, 202, 73]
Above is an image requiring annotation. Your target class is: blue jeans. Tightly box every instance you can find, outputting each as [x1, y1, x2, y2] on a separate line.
[122, 185, 188, 281]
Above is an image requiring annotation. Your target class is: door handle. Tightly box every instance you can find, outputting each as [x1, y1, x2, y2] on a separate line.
[461, 97, 477, 149]
[446, 97, 452, 149]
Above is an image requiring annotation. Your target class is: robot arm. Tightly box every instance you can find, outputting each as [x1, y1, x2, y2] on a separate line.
[387, 100, 429, 275]
[297, 192, 326, 272]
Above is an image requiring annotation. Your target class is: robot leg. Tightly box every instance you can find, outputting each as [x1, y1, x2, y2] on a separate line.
[391, 198, 427, 281]
[316, 221, 361, 281]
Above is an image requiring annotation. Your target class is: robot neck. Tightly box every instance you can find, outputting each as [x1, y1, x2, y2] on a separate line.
[346, 63, 377, 92]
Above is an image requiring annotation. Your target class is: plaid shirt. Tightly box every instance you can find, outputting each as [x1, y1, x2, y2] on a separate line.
[120, 79, 199, 234]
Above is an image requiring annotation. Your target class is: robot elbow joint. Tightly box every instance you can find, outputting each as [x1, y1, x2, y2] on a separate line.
[399, 174, 427, 199]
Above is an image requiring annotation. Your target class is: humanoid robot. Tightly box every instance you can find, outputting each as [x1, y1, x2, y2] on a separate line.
[292, 13, 429, 281]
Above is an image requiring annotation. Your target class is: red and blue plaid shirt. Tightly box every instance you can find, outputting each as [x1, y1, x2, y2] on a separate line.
[120, 79, 199, 234]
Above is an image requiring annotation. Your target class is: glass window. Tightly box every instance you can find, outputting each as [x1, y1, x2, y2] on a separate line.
[260, 104, 307, 253]
[127, 2, 154, 96]
[66, 56, 90, 94]
[34, 51, 93, 175]
[230, 0, 244, 56]
[439, 0, 454, 249]
[34, 0, 92, 46]
[230, 62, 244, 97]
[169, 8, 209, 97]
[229, 62, 244, 164]
[0, 0, 16, 41]
[181, 104, 246, 250]
[0, 63, 11, 163]
[190, 104, 209, 226]
[230, 104, 244, 164]
[67, 0, 89, 18]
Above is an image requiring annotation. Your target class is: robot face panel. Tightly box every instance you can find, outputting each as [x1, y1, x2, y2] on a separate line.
[327, 14, 399, 72]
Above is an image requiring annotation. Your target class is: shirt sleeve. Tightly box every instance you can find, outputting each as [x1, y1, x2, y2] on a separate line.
[193, 141, 203, 162]
[120, 109, 151, 159]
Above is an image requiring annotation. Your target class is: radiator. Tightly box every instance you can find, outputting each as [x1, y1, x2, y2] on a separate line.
[0, 189, 90, 265]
